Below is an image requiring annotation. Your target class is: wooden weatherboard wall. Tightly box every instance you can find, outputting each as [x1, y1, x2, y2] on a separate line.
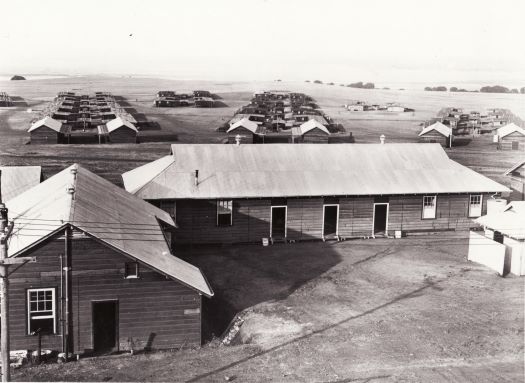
[8, 232, 202, 353]
[162, 193, 490, 244]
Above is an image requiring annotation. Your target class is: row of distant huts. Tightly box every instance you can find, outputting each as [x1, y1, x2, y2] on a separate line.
[1, 142, 522, 357]
[155, 90, 218, 107]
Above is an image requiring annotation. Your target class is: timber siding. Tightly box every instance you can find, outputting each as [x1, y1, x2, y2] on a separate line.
[500, 131, 525, 150]
[30, 126, 63, 144]
[8, 234, 202, 353]
[108, 127, 137, 143]
[418, 131, 450, 147]
[165, 194, 489, 244]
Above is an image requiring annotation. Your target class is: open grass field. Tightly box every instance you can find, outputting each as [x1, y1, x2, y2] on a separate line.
[0, 76, 523, 187]
[13, 236, 524, 382]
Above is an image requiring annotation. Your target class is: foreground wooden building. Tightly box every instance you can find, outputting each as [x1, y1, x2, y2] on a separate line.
[5, 165, 212, 354]
[505, 160, 525, 200]
[123, 144, 508, 244]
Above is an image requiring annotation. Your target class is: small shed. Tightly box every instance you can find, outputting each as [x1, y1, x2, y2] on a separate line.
[105, 117, 138, 143]
[474, 201, 525, 276]
[504, 160, 525, 200]
[496, 123, 525, 150]
[28, 116, 67, 144]
[226, 118, 258, 144]
[293, 119, 330, 143]
[418, 122, 453, 147]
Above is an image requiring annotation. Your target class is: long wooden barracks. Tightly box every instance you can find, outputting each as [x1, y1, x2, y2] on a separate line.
[122, 143, 509, 244]
[4, 165, 212, 354]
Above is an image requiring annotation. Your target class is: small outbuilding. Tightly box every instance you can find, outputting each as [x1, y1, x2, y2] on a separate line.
[105, 117, 138, 143]
[418, 122, 453, 147]
[496, 123, 525, 150]
[28, 116, 68, 144]
[226, 118, 259, 144]
[292, 119, 330, 143]
[470, 201, 525, 276]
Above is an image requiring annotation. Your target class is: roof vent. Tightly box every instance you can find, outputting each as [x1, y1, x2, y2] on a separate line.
[380, 134, 385, 144]
[235, 134, 242, 146]
[194, 170, 199, 187]
[66, 184, 75, 195]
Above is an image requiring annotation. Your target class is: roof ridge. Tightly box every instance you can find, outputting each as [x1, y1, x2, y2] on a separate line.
[131, 155, 176, 196]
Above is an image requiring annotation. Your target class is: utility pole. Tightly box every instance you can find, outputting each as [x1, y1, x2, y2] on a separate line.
[0, 171, 36, 382]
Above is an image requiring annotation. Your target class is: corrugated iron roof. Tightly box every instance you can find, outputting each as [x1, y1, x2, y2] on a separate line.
[6, 164, 213, 297]
[122, 144, 509, 200]
[298, 119, 330, 135]
[419, 122, 452, 138]
[475, 201, 525, 240]
[106, 116, 138, 133]
[497, 123, 525, 139]
[28, 116, 63, 133]
[0, 166, 42, 202]
[227, 118, 258, 134]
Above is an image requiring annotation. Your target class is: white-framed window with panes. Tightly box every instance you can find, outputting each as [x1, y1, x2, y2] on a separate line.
[422, 195, 437, 219]
[469, 194, 482, 217]
[217, 200, 233, 226]
[27, 288, 56, 335]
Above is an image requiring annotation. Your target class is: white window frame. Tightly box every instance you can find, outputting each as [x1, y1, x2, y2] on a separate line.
[422, 195, 437, 219]
[124, 262, 139, 279]
[322, 204, 340, 236]
[27, 288, 56, 335]
[469, 194, 483, 217]
[217, 200, 233, 226]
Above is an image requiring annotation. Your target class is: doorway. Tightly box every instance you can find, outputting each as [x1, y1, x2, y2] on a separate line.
[92, 300, 118, 353]
[373, 203, 389, 236]
[323, 205, 339, 237]
[271, 206, 287, 238]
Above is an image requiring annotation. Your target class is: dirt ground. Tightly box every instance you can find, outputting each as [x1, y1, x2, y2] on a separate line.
[13, 235, 524, 382]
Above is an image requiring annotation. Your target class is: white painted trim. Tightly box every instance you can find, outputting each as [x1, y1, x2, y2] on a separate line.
[422, 195, 437, 219]
[322, 204, 339, 236]
[468, 194, 483, 218]
[27, 288, 56, 335]
[270, 205, 287, 238]
[372, 203, 389, 236]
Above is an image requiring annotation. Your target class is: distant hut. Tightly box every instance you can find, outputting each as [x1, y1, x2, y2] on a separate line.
[105, 117, 138, 143]
[293, 119, 330, 143]
[496, 123, 525, 150]
[418, 122, 453, 148]
[194, 97, 215, 108]
[28, 116, 67, 144]
[226, 118, 259, 144]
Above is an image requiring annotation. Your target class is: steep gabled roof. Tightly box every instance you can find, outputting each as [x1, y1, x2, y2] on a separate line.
[298, 119, 330, 135]
[28, 116, 63, 133]
[0, 166, 42, 202]
[106, 116, 138, 133]
[475, 201, 525, 240]
[122, 144, 509, 200]
[227, 118, 258, 134]
[419, 121, 452, 138]
[497, 123, 525, 139]
[6, 164, 212, 297]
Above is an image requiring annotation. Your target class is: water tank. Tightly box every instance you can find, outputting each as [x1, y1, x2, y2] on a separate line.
[487, 198, 507, 214]
[492, 134, 499, 143]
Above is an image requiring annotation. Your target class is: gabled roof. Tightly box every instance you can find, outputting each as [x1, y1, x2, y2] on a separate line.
[419, 122, 452, 138]
[227, 118, 258, 134]
[28, 116, 63, 133]
[298, 119, 330, 135]
[475, 201, 525, 240]
[122, 144, 509, 200]
[504, 160, 525, 175]
[0, 166, 42, 202]
[106, 116, 138, 133]
[6, 164, 212, 297]
[497, 123, 525, 139]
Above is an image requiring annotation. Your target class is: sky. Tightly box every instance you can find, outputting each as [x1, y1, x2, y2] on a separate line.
[1, 0, 524, 87]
